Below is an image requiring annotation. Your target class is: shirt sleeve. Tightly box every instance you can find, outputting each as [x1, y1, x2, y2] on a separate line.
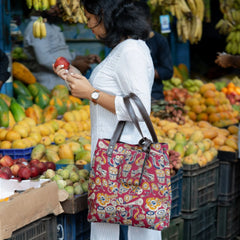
[114, 44, 153, 122]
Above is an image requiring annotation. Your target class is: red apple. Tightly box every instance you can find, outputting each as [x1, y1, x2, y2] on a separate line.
[1, 166, 12, 178]
[11, 176, 22, 182]
[37, 162, 47, 174]
[30, 165, 40, 178]
[10, 164, 22, 177]
[29, 159, 40, 166]
[14, 158, 28, 166]
[0, 170, 11, 179]
[45, 161, 56, 171]
[18, 166, 31, 180]
[54, 56, 70, 70]
[0, 155, 14, 167]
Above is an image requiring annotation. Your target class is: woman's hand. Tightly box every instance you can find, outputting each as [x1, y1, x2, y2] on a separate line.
[52, 64, 80, 81]
[66, 72, 95, 99]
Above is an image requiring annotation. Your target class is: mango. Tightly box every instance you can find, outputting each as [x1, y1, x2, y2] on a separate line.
[58, 144, 74, 160]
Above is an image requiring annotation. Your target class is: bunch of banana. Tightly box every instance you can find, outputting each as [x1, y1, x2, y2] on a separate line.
[59, 0, 87, 23]
[25, 0, 57, 11]
[168, 0, 204, 44]
[216, 0, 240, 54]
[32, 17, 47, 39]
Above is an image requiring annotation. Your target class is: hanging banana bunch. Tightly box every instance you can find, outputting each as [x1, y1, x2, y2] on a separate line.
[59, 0, 87, 24]
[216, 0, 240, 55]
[32, 17, 47, 39]
[25, 0, 57, 11]
[167, 0, 204, 44]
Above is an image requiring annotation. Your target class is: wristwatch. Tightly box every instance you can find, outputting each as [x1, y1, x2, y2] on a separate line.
[91, 89, 100, 104]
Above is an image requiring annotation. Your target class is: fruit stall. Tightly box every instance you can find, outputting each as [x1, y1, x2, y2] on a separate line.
[1, 0, 240, 240]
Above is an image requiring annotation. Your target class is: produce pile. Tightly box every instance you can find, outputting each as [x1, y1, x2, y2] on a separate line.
[40, 164, 89, 199]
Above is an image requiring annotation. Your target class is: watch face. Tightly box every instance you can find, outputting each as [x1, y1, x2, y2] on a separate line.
[92, 92, 99, 99]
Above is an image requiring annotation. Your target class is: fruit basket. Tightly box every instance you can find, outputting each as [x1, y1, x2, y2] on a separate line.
[170, 168, 183, 219]
[182, 157, 219, 213]
[0, 147, 33, 161]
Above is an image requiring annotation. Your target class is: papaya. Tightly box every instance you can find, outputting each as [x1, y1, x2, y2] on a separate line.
[25, 106, 38, 124]
[69, 95, 82, 105]
[49, 97, 67, 115]
[31, 144, 46, 160]
[28, 82, 51, 97]
[43, 105, 58, 122]
[12, 61, 36, 84]
[17, 95, 33, 109]
[0, 93, 12, 107]
[51, 84, 69, 99]
[62, 98, 74, 111]
[10, 98, 26, 123]
[32, 104, 44, 124]
[34, 89, 50, 109]
[45, 149, 60, 163]
[8, 111, 16, 128]
[13, 80, 32, 99]
[0, 98, 9, 127]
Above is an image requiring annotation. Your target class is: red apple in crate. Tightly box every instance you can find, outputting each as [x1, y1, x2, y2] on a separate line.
[18, 166, 31, 180]
[37, 162, 47, 174]
[1, 166, 12, 178]
[14, 158, 28, 166]
[30, 165, 40, 178]
[11, 163, 22, 177]
[12, 176, 22, 182]
[0, 155, 14, 167]
[54, 57, 70, 70]
[29, 159, 40, 167]
[0, 169, 11, 179]
[45, 161, 56, 171]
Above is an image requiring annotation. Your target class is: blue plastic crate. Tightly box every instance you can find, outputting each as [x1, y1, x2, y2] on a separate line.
[170, 168, 183, 219]
[0, 147, 33, 160]
[57, 209, 90, 240]
[56, 163, 91, 171]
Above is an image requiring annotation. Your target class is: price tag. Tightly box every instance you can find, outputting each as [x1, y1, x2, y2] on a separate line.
[159, 15, 171, 34]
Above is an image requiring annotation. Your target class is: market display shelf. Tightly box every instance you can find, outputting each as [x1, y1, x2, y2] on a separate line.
[57, 209, 90, 240]
[0, 147, 33, 160]
[218, 151, 240, 202]
[6, 214, 57, 240]
[61, 193, 88, 214]
[182, 202, 217, 240]
[181, 157, 219, 213]
[162, 217, 184, 240]
[217, 196, 240, 240]
[170, 168, 183, 219]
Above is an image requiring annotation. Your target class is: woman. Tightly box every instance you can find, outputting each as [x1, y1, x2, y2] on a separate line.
[53, 0, 162, 239]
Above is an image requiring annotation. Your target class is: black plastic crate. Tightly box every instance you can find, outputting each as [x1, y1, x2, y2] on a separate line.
[6, 215, 57, 240]
[57, 209, 90, 240]
[182, 158, 219, 213]
[217, 151, 240, 202]
[217, 196, 240, 240]
[182, 202, 217, 240]
[162, 217, 184, 240]
[170, 168, 183, 219]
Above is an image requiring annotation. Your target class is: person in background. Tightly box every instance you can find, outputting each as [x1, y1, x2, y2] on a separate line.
[53, 0, 162, 239]
[23, 1, 101, 90]
[215, 53, 240, 69]
[0, 49, 11, 90]
[135, 1, 173, 100]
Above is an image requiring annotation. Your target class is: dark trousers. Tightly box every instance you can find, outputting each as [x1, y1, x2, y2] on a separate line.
[119, 225, 128, 240]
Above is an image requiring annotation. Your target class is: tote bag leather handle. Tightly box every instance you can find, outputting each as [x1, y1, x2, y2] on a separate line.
[107, 93, 158, 156]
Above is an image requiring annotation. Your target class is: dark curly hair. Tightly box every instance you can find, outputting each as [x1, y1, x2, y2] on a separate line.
[80, 0, 151, 48]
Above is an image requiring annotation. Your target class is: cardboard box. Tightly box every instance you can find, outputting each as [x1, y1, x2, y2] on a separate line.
[61, 193, 88, 214]
[0, 181, 63, 240]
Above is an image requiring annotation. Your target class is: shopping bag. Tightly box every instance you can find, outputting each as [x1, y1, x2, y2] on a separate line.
[87, 93, 172, 231]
